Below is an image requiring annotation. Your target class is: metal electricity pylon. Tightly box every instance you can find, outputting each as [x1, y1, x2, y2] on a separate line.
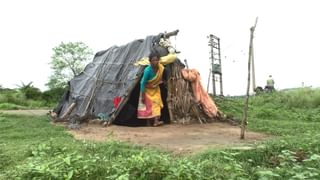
[207, 34, 223, 96]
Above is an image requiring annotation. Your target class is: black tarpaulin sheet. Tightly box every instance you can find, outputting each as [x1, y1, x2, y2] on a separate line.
[58, 35, 159, 119]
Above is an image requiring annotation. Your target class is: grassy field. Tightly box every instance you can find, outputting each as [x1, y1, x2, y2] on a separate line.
[1, 87, 320, 179]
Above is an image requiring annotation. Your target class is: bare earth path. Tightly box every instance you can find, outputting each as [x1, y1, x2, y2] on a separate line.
[70, 122, 270, 154]
[1, 110, 271, 154]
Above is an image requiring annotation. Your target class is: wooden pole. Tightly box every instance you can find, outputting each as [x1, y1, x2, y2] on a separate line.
[184, 59, 189, 69]
[207, 68, 211, 93]
[61, 102, 76, 119]
[241, 17, 258, 139]
[251, 45, 256, 92]
[167, 76, 174, 123]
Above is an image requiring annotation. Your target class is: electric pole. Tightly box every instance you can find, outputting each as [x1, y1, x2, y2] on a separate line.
[208, 34, 223, 96]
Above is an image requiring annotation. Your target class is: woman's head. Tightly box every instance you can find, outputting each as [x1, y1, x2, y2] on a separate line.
[149, 51, 160, 68]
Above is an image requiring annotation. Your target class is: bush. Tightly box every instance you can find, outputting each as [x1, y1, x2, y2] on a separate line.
[285, 88, 320, 108]
[42, 87, 66, 105]
[24, 87, 42, 100]
[0, 89, 27, 106]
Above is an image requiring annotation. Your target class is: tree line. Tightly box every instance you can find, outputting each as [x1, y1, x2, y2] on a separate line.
[0, 42, 93, 109]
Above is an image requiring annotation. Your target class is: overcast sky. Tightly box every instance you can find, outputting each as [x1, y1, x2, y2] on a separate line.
[0, 0, 319, 95]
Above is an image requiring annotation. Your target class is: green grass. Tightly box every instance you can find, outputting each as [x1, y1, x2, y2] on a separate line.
[1, 88, 320, 179]
[0, 103, 27, 110]
[0, 114, 71, 170]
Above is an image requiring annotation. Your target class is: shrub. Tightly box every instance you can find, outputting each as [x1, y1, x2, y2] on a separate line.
[24, 87, 42, 100]
[42, 87, 66, 105]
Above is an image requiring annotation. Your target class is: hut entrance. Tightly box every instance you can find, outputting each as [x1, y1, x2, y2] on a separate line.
[113, 71, 170, 127]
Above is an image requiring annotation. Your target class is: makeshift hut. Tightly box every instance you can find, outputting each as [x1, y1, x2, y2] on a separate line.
[50, 30, 225, 127]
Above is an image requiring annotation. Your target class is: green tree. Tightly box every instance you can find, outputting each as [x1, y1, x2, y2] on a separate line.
[47, 42, 93, 89]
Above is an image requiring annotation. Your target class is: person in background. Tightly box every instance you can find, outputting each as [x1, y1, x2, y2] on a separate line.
[265, 75, 275, 92]
[137, 51, 164, 126]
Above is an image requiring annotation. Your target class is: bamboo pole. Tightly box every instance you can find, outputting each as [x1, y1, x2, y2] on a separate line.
[241, 17, 258, 139]
[61, 102, 76, 119]
[166, 76, 174, 123]
[184, 59, 189, 69]
[251, 45, 256, 92]
[207, 68, 211, 93]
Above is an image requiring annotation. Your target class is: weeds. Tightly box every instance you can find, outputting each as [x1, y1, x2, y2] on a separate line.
[1, 88, 320, 179]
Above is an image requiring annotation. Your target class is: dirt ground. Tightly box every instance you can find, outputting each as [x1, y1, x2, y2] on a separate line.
[1, 110, 271, 154]
[70, 121, 270, 154]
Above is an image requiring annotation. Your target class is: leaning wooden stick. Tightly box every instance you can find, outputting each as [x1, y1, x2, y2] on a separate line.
[241, 17, 258, 139]
[61, 102, 76, 119]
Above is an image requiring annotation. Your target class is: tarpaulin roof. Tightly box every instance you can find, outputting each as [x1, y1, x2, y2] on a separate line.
[58, 35, 161, 120]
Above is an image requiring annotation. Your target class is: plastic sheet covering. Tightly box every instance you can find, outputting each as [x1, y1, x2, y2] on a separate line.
[57, 35, 160, 119]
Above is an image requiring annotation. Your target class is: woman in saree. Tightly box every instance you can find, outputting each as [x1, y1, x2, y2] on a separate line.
[137, 51, 164, 126]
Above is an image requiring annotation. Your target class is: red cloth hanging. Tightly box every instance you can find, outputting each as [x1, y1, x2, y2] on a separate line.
[113, 96, 122, 109]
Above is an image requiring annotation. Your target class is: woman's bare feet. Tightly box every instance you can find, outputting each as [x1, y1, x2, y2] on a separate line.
[153, 117, 163, 127]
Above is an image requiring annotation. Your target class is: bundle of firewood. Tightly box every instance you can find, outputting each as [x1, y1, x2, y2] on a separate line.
[166, 61, 213, 124]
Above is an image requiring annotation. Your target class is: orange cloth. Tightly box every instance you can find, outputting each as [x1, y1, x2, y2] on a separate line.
[181, 69, 218, 118]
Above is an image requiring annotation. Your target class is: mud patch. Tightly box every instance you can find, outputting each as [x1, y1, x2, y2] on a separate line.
[69, 122, 271, 154]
